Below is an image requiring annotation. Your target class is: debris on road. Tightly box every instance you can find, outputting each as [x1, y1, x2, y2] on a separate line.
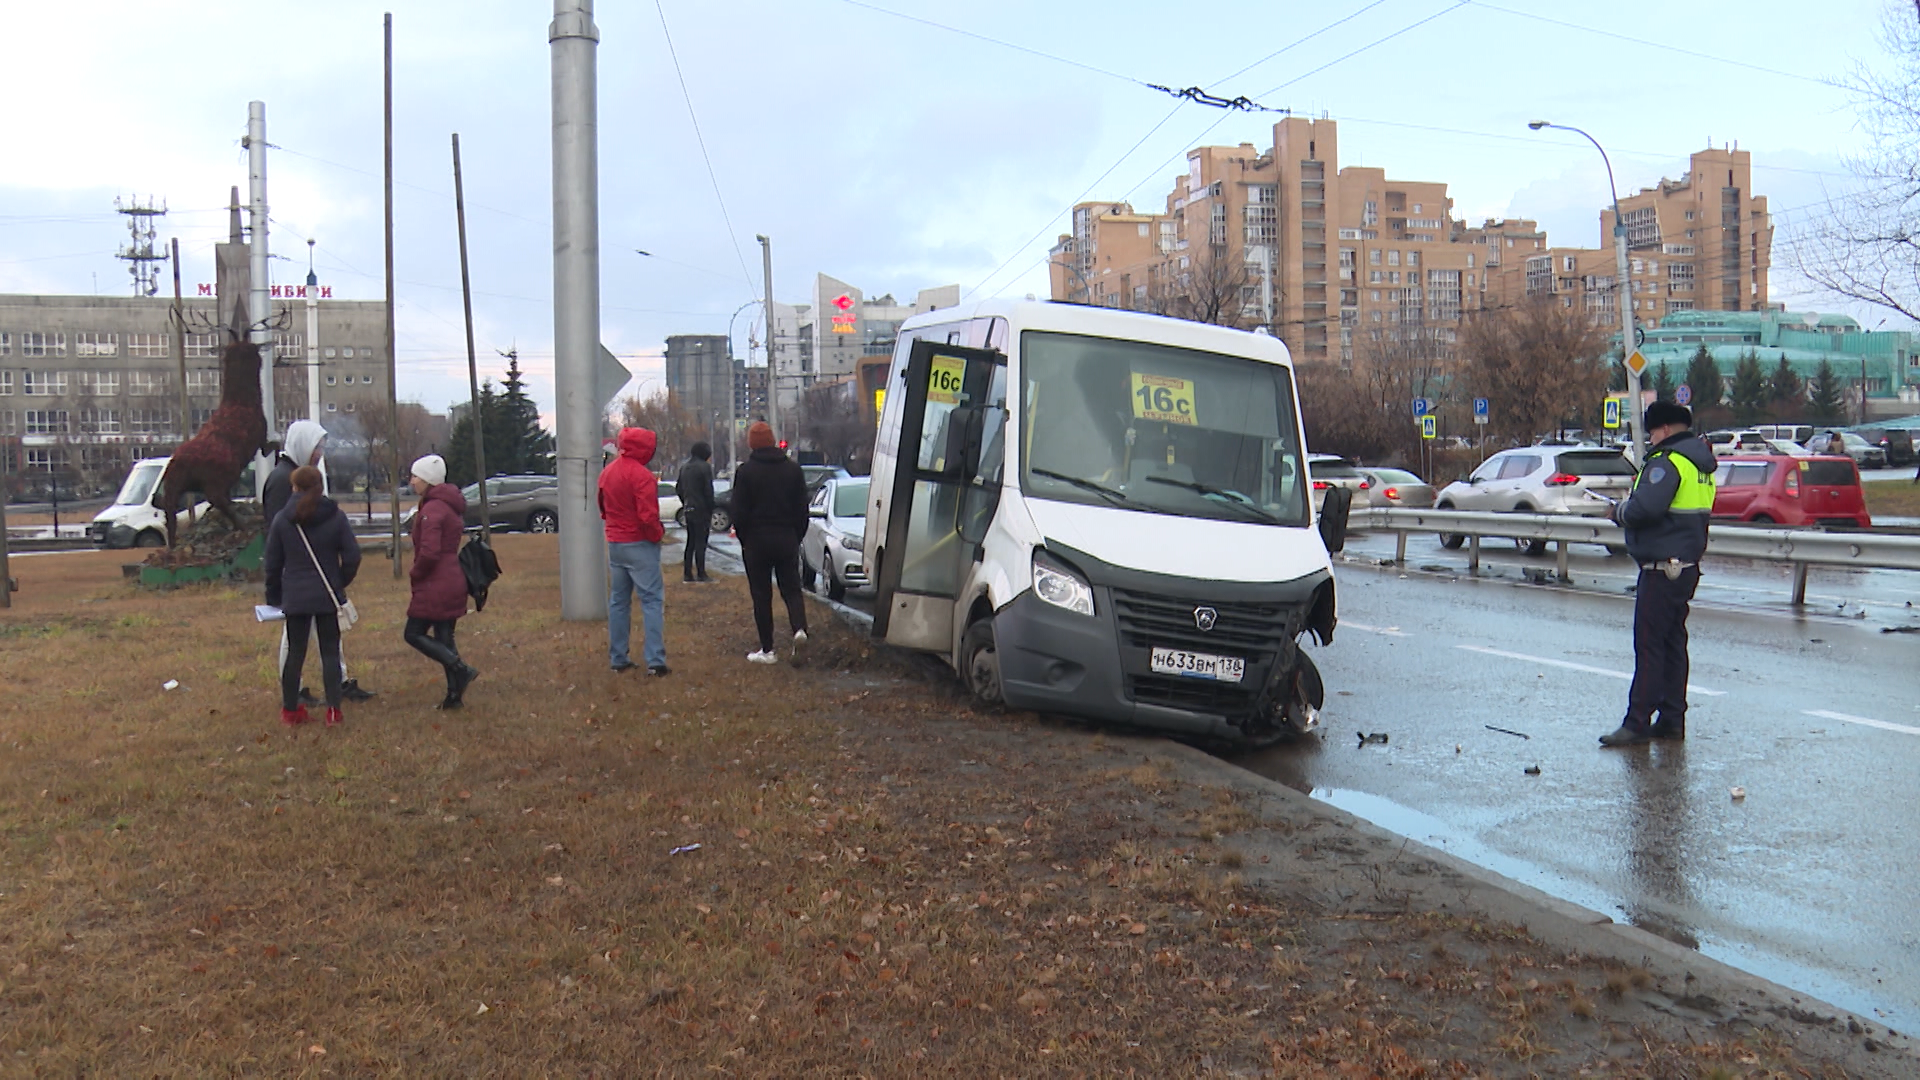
[1881, 625, 1920, 634]
[162, 679, 180, 691]
[1484, 725, 1530, 739]
[1730, 787, 1747, 801]
[1356, 732, 1389, 747]
[668, 843, 702, 856]
[1524, 765, 1542, 776]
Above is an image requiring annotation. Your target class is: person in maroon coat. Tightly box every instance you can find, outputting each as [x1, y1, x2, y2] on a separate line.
[404, 455, 479, 709]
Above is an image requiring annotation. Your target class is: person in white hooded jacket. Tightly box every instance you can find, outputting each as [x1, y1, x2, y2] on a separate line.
[265, 420, 375, 703]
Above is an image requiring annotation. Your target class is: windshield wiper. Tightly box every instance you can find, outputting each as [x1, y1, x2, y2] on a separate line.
[1030, 467, 1150, 510]
[1141, 476, 1284, 524]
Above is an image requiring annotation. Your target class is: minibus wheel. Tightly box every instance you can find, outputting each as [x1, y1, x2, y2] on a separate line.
[960, 620, 1002, 707]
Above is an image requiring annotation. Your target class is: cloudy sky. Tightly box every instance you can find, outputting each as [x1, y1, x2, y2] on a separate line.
[0, 0, 1899, 421]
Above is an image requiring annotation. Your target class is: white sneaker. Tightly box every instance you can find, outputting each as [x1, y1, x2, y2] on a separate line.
[746, 649, 779, 665]
[793, 629, 809, 646]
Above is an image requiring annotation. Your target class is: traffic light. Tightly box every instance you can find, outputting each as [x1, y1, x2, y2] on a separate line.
[778, 440, 789, 450]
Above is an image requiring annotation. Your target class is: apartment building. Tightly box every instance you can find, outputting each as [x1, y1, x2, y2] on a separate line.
[0, 291, 389, 494]
[1049, 118, 1772, 367]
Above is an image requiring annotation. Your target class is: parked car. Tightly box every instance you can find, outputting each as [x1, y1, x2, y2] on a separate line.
[1306, 453, 1371, 512]
[677, 479, 732, 531]
[1754, 423, 1815, 446]
[1807, 431, 1887, 469]
[1858, 427, 1917, 467]
[801, 464, 852, 495]
[656, 480, 681, 527]
[1434, 446, 1636, 555]
[401, 474, 559, 532]
[799, 476, 870, 601]
[1358, 467, 1435, 508]
[1712, 454, 1870, 528]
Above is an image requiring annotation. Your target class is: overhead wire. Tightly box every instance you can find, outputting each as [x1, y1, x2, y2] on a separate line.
[967, 0, 1419, 300]
[653, 0, 761, 296]
[1464, 1, 1834, 89]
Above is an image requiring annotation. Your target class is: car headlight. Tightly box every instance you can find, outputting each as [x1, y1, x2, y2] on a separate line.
[838, 534, 864, 553]
[1032, 549, 1094, 617]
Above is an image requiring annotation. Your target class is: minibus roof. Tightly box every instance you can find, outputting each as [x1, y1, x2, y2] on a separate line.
[898, 300, 1294, 368]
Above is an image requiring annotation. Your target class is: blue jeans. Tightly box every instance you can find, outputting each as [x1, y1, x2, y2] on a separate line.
[608, 541, 667, 669]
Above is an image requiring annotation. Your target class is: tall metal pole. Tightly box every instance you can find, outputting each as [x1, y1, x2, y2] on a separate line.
[1260, 244, 1274, 333]
[451, 133, 492, 533]
[551, 0, 606, 619]
[1531, 121, 1645, 464]
[0, 438, 10, 608]
[757, 234, 778, 435]
[305, 241, 322, 422]
[170, 238, 190, 444]
[247, 102, 276, 445]
[384, 13, 403, 576]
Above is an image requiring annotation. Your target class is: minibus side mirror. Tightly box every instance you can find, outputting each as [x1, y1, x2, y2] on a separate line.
[1318, 485, 1352, 553]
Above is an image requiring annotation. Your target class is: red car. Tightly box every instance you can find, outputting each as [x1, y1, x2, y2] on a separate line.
[1710, 454, 1870, 528]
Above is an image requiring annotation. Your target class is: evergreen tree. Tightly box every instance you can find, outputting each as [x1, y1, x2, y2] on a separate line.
[1651, 361, 1676, 399]
[1682, 344, 1725, 425]
[499, 354, 556, 475]
[1728, 349, 1769, 423]
[444, 382, 505, 487]
[1808, 359, 1847, 423]
[1767, 356, 1803, 417]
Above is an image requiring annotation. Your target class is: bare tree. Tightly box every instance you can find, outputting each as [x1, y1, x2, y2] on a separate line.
[1460, 296, 1610, 442]
[792, 382, 870, 470]
[1295, 322, 1455, 463]
[1148, 244, 1257, 329]
[1789, 3, 1920, 320]
[618, 389, 705, 469]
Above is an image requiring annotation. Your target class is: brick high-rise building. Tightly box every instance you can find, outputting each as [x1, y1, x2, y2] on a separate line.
[1049, 118, 1771, 366]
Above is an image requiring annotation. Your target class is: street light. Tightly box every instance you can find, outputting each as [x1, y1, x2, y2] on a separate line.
[1529, 120, 1646, 464]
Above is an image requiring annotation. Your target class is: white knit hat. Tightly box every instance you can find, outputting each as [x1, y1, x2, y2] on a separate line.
[411, 454, 447, 487]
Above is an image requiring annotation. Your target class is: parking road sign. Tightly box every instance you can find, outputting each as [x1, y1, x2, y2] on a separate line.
[1411, 397, 1431, 416]
[1472, 397, 1488, 417]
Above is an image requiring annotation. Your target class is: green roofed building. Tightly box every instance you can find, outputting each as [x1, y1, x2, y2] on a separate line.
[1632, 310, 1920, 419]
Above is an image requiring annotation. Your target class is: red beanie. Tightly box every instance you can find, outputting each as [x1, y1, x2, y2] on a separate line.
[748, 421, 775, 450]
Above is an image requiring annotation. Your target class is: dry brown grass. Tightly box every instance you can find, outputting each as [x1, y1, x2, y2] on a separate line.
[0, 538, 1881, 1076]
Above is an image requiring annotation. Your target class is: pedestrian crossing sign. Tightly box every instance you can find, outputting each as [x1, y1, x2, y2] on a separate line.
[1420, 414, 1437, 439]
[1603, 398, 1622, 429]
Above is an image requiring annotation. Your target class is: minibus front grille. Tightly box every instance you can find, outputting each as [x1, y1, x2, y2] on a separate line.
[1111, 588, 1292, 660]
[1125, 674, 1259, 718]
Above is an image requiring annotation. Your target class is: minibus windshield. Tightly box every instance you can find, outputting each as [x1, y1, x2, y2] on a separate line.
[114, 462, 165, 506]
[1019, 331, 1309, 527]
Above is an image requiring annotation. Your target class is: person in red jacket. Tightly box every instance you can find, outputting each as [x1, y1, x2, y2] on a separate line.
[404, 454, 480, 709]
[598, 427, 669, 675]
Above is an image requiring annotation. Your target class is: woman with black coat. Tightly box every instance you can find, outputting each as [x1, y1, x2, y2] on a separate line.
[729, 422, 810, 663]
[264, 465, 362, 727]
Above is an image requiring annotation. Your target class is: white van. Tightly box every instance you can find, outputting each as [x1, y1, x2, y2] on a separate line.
[89, 457, 256, 549]
[866, 301, 1343, 744]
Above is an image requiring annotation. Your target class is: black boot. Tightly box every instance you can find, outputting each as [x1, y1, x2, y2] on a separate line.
[340, 679, 375, 702]
[298, 687, 322, 708]
[1598, 723, 1652, 748]
[438, 663, 479, 709]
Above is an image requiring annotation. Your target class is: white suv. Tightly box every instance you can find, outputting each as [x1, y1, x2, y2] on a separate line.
[1435, 447, 1637, 555]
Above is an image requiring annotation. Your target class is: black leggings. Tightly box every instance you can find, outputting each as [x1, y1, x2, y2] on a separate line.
[740, 529, 807, 652]
[404, 617, 463, 686]
[683, 518, 710, 579]
[283, 613, 343, 710]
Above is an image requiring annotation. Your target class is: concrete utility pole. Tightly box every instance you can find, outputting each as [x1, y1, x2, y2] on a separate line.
[757, 234, 779, 436]
[306, 240, 322, 422]
[1260, 245, 1274, 333]
[1531, 121, 1646, 464]
[550, 0, 606, 620]
[451, 133, 492, 533]
[246, 102, 277, 455]
[170, 238, 190, 442]
[384, 13, 403, 577]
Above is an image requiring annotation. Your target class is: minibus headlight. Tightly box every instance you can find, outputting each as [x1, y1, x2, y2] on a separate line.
[1031, 550, 1094, 617]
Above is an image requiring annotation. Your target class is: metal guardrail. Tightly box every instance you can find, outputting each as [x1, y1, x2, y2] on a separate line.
[1357, 507, 1920, 604]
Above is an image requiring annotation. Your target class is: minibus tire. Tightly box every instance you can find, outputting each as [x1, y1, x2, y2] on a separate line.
[960, 620, 1002, 708]
[134, 530, 165, 548]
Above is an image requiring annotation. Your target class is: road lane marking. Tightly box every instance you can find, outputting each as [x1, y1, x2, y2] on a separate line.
[1341, 620, 1408, 637]
[1804, 709, 1920, 737]
[1455, 644, 1727, 696]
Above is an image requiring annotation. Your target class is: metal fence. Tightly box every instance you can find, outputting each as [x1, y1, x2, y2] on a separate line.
[1356, 508, 1920, 604]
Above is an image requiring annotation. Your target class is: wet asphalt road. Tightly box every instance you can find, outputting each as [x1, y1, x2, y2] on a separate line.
[1235, 531, 1920, 1027]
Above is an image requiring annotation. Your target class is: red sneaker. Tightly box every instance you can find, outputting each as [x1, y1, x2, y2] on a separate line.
[281, 706, 311, 727]
[325, 707, 344, 728]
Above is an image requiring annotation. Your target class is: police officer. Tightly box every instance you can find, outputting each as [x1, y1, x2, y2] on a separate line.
[1599, 401, 1717, 747]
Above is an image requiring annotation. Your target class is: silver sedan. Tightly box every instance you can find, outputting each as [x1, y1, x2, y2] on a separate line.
[1359, 468, 1435, 508]
[801, 477, 871, 601]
